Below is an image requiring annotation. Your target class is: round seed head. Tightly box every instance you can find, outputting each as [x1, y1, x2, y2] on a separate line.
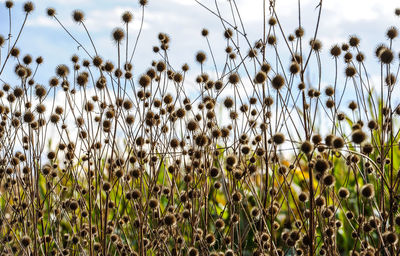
[122, 11, 133, 23]
[72, 10, 84, 22]
[332, 137, 344, 149]
[23, 1, 34, 13]
[338, 187, 350, 199]
[386, 26, 398, 39]
[228, 73, 240, 84]
[300, 141, 313, 154]
[20, 235, 31, 247]
[379, 48, 394, 64]
[351, 129, 366, 144]
[47, 8, 56, 16]
[330, 45, 341, 57]
[195, 51, 206, 64]
[361, 183, 374, 199]
[272, 133, 285, 145]
[112, 28, 125, 42]
[349, 35, 360, 47]
[271, 74, 285, 90]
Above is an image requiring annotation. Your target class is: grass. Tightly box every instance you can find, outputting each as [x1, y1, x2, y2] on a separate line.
[0, 0, 400, 255]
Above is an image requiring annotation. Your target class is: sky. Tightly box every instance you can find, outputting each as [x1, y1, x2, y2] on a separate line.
[0, 0, 399, 83]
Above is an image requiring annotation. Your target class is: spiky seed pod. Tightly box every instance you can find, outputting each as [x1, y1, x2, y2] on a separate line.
[5, 1, 13, 8]
[289, 62, 300, 74]
[139, 0, 148, 6]
[255, 71, 267, 84]
[322, 174, 335, 187]
[345, 66, 356, 77]
[122, 11, 133, 23]
[112, 28, 125, 42]
[315, 196, 326, 207]
[23, 1, 34, 13]
[338, 187, 350, 199]
[330, 45, 341, 57]
[272, 133, 285, 145]
[232, 191, 242, 202]
[295, 27, 304, 37]
[271, 74, 285, 90]
[267, 35, 276, 45]
[20, 236, 31, 247]
[72, 10, 84, 22]
[102, 182, 111, 192]
[195, 51, 206, 64]
[349, 36, 360, 47]
[332, 137, 344, 149]
[310, 39, 322, 51]
[315, 159, 329, 173]
[138, 74, 151, 87]
[379, 48, 394, 64]
[47, 8, 56, 16]
[385, 73, 396, 86]
[387, 26, 398, 39]
[301, 141, 313, 154]
[164, 213, 176, 226]
[228, 73, 240, 84]
[299, 192, 308, 202]
[361, 183, 374, 199]
[23, 111, 34, 123]
[348, 101, 357, 110]
[352, 129, 366, 144]
[362, 143, 373, 155]
[224, 28, 233, 39]
[383, 231, 398, 244]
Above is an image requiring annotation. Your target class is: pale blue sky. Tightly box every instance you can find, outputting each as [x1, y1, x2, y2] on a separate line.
[1, 0, 400, 93]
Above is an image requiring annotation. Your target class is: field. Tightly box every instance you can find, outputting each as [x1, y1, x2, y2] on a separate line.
[0, 0, 400, 255]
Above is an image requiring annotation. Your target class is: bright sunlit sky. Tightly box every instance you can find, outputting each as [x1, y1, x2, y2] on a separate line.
[1, 0, 400, 93]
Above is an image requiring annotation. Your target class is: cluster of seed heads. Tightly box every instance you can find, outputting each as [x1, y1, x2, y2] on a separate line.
[0, 1, 400, 256]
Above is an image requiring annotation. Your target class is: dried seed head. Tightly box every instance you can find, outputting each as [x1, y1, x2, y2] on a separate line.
[271, 74, 285, 90]
[379, 48, 394, 64]
[332, 137, 344, 149]
[139, 0, 148, 6]
[300, 141, 313, 154]
[351, 129, 366, 144]
[330, 45, 341, 57]
[361, 183, 374, 199]
[228, 73, 240, 85]
[164, 213, 176, 226]
[299, 192, 308, 202]
[23, 1, 34, 13]
[188, 247, 199, 256]
[102, 182, 111, 192]
[20, 235, 31, 247]
[122, 11, 133, 23]
[338, 187, 350, 199]
[386, 26, 398, 39]
[255, 71, 267, 84]
[272, 133, 285, 145]
[47, 8, 56, 16]
[349, 35, 360, 47]
[345, 65, 356, 77]
[315, 159, 329, 174]
[322, 174, 335, 187]
[195, 51, 206, 64]
[112, 28, 125, 42]
[224, 28, 233, 39]
[5, 1, 14, 8]
[72, 10, 84, 22]
[383, 231, 398, 244]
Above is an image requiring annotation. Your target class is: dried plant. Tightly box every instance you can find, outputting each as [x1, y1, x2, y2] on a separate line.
[0, 0, 400, 255]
